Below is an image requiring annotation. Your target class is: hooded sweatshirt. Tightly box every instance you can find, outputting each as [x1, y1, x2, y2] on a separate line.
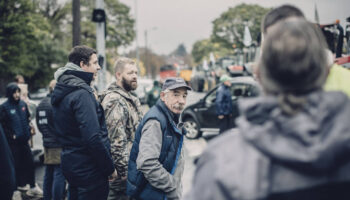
[186, 90, 350, 200]
[51, 63, 114, 186]
[0, 83, 31, 143]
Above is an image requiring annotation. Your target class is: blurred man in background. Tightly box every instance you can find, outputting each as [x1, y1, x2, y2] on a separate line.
[36, 80, 66, 200]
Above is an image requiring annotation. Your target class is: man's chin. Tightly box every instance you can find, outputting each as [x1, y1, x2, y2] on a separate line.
[172, 108, 183, 114]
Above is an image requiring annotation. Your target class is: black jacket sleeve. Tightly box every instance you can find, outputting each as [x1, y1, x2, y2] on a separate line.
[72, 91, 114, 177]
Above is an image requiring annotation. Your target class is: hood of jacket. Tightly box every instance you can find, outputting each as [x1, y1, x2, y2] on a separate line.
[54, 62, 84, 81]
[99, 81, 138, 105]
[237, 90, 350, 173]
[6, 82, 20, 103]
[51, 65, 93, 106]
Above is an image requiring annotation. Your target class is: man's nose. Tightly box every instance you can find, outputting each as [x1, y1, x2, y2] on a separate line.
[132, 73, 137, 79]
[179, 96, 186, 104]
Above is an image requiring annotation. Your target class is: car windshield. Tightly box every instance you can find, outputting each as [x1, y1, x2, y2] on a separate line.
[205, 82, 258, 105]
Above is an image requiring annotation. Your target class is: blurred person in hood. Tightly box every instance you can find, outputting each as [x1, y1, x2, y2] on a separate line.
[186, 18, 350, 200]
[0, 82, 43, 198]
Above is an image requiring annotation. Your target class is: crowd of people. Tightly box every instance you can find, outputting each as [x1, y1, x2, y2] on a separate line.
[1, 3, 350, 200]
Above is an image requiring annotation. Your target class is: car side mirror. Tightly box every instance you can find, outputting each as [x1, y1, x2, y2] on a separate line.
[199, 98, 204, 104]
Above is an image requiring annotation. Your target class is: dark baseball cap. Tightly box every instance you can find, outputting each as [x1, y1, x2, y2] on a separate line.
[162, 77, 192, 91]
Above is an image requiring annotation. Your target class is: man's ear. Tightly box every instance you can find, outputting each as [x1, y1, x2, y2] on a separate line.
[115, 71, 121, 80]
[160, 91, 165, 101]
[80, 61, 85, 68]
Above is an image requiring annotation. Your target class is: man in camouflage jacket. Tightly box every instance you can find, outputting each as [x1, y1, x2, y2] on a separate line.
[100, 57, 143, 200]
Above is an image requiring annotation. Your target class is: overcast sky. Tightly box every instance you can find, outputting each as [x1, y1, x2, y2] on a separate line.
[118, 0, 350, 55]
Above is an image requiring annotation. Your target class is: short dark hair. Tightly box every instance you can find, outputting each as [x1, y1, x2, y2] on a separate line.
[262, 5, 305, 34]
[68, 45, 97, 66]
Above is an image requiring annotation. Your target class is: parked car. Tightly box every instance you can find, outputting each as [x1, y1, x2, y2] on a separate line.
[29, 88, 49, 100]
[181, 76, 260, 139]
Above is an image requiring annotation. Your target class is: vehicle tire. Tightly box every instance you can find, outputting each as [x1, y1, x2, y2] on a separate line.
[183, 117, 200, 139]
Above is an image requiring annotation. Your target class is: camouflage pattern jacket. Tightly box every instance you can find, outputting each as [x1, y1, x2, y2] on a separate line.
[100, 82, 143, 190]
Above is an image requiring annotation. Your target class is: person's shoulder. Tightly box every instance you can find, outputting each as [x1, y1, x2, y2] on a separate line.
[204, 129, 243, 157]
[194, 129, 270, 199]
[105, 90, 127, 103]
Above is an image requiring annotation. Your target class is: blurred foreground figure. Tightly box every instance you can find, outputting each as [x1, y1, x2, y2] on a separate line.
[186, 18, 350, 200]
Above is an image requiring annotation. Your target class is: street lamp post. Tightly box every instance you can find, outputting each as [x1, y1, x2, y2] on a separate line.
[95, 0, 106, 91]
[134, 0, 139, 69]
[144, 27, 157, 78]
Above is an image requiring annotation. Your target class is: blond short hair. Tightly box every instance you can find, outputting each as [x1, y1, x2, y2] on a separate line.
[114, 57, 136, 74]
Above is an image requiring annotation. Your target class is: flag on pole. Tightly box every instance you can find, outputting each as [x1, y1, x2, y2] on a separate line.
[314, 4, 320, 24]
[209, 52, 215, 64]
[243, 24, 252, 47]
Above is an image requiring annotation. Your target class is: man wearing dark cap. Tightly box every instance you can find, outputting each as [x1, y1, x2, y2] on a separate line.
[127, 77, 191, 200]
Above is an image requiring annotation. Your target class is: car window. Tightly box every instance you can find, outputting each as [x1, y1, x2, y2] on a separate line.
[205, 89, 217, 105]
[231, 83, 259, 99]
[205, 82, 259, 105]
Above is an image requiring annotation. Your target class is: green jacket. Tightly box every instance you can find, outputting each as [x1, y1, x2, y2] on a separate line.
[324, 64, 350, 97]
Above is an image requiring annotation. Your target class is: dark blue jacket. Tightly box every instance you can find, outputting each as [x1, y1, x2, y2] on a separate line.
[0, 83, 31, 144]
[215, 84, 233, 116]
[0, 123, 16, 199]
[36, 94, 60, 148]
[51, 70, 114, 186]
[127, 100, 184, 200]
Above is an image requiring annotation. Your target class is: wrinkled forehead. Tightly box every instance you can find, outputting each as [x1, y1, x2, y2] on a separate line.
[170, 87, 188, 95]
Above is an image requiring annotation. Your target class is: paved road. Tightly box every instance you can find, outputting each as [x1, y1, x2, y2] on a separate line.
[32, 90, 209, 198]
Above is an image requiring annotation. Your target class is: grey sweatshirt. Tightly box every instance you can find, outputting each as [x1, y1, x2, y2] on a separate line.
[136, 119, 184, 200]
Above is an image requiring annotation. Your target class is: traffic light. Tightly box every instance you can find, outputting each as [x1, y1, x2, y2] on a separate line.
[92, 9, 106, 23]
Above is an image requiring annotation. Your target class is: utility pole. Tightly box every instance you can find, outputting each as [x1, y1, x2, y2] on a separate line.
[72, 0, 81, 47]
[95, 0, 106, 91]
[144, 27, 157, 78]
[144, 30, 148, 77]
[134, 0, 139, 70]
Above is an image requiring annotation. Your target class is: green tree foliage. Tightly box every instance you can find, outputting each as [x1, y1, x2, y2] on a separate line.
[191, 39, 232, 64]
[80, 0, 135, 70]
[170, 44, 193, 66]
[172, 44, 187, 57]
[0, 0, 64, 92]
[211, 3, 270, 49]
[127, 48, 166, 78]
[0, 0, 135, 93]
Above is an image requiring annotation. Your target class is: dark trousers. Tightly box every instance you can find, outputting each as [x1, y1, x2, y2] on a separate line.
[68, 180, 109, 200]
[219, 115, 232, 134]
[43, 164, 66, 200]
[9, 142, 36, 188]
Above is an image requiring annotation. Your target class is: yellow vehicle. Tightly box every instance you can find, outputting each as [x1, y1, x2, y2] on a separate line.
[179, 69, 192, 83]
